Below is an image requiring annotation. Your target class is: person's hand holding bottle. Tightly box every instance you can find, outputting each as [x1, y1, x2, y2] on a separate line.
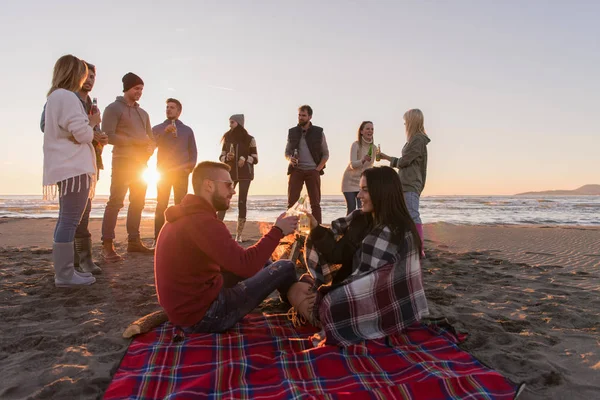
[274, 212, 299, 235]
[88, 112, 101, 128]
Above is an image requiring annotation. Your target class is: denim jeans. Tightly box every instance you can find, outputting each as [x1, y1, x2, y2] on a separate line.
[154, 170, 189, 239]
[101, 157, 148, 242]
[54, 175, 91, 243]
[74, 198, 92, 239]
[404, 191, 422, 224]
[343, 191, 362, 215]
[185, 260, 297, 333]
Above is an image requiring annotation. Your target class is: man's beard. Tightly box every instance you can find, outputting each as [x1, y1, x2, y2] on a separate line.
[298, 120, 308, 127]
[211, 192, 229, 211]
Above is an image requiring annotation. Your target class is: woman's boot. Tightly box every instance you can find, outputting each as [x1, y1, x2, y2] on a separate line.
[235, 218, 246, 242]
[415, 223, 426, 258]
[53, 242, 96, 288]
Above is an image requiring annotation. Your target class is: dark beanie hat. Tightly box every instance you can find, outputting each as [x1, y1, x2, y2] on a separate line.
[122, 72, 144, 92]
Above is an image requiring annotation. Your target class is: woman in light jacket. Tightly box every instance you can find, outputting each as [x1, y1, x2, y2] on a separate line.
[43, 54, 101, 287]
[380, 109, 431, 258]
[218, 114, 258, 242]
[341, 121, 375, 214]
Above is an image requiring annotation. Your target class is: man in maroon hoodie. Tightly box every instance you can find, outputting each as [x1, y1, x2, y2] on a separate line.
[154, 161, 299, 332]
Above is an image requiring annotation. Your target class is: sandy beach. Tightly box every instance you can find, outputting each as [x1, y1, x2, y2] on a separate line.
[0, 218, 598, 399]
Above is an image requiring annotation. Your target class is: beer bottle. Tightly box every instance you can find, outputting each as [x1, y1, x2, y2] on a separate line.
[376, 144, 381, 161]
[171, 119, 177, 138]
[91, 98, 101, 132]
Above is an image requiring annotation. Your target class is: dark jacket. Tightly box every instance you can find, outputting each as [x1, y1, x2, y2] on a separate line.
[390, 133, 431, 195]
[154, 194, 283, 327]
[220, 130, 258, 181]
[309, 211, 373, 285]
[285, 124, 326, 175]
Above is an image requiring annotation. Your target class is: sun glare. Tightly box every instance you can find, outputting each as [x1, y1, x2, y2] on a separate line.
[142, 167, 161, 186]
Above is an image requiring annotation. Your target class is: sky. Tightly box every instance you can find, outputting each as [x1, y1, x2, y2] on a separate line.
[0, 0, 598, 197]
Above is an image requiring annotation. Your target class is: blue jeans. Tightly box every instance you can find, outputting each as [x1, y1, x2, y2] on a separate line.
[75, 198, 92, 239]
[343, 191, 362, 215]
[404, 192, 422, 224]
[185, 260, 297, 333]
[54, 176, 91, 243]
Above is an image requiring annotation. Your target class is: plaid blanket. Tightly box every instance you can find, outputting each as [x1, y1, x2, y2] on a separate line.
[305, 211, 429, 346]
[104, 314, 521, 399]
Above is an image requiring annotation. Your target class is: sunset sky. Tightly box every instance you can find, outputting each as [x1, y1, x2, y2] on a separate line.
[1, 0, 598, 197]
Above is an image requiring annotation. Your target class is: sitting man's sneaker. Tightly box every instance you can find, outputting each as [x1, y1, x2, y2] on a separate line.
[127, 238, 155, 254]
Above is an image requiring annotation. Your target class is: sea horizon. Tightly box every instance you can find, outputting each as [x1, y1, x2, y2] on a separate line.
[1, 194, 598, 227]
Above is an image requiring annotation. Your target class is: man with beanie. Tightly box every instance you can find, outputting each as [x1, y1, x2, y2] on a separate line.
[100, 72, 155, 261]
[285, 105, 329, 224]
[153, 98, 197, 240]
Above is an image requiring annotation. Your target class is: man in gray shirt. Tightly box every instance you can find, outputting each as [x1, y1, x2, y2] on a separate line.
[100, 72, 155, 260]
[284, 105, 329, 223]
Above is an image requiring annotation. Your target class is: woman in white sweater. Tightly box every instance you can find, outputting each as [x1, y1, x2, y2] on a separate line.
[43, 55, 101, 287]
[341, 121, 375, 214]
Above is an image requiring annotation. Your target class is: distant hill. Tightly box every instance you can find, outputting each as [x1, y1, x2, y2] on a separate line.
[516, 184, 600, 196]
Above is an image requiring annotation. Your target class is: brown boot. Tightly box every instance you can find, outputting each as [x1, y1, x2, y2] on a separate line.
[102, 240, 123, 262]
[286, 282, 321, 328]
[127, 238, 155, 254]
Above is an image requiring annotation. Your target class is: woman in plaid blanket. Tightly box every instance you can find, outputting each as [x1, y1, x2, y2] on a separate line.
[287, 166, 429, 346]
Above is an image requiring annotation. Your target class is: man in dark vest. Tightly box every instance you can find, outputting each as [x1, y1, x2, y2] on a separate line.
[285, 105, 329, 224]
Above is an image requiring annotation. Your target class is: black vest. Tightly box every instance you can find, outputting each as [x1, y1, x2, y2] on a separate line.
[287, 125, 325, 175]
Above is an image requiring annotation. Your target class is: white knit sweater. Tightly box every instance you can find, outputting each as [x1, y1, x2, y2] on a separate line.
[341, 139, 375, 192]
[43, 89, 96, 199]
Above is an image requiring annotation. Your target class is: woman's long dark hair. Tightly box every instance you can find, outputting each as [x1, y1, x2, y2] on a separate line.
[221, 124, 251, 144]
[361, 166, 422, 254]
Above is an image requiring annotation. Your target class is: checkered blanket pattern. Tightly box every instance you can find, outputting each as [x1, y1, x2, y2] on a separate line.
[104, 314, 520, 399]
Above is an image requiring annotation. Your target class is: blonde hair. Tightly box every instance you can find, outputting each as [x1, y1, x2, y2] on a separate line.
[47, 55, 88, 97]
[403, 109, 427, 140]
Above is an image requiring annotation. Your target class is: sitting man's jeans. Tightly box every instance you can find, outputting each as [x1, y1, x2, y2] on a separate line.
[185, 260, 296, 333]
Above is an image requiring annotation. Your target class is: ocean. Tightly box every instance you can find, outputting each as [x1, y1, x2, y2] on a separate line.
[0, 195, 598, 226]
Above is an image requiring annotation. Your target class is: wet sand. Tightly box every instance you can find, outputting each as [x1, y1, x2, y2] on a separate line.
[0, 218, 598, 399]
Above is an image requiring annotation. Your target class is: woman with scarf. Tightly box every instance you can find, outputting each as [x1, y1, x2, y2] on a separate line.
[218, 114, 258, 242]
[43, 54, 101, 287]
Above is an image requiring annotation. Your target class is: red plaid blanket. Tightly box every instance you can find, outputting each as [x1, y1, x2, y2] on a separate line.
[105, 314, 521, 399]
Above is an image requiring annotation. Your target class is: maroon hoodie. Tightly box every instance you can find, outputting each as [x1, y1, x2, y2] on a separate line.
[154, 194, 283, 327]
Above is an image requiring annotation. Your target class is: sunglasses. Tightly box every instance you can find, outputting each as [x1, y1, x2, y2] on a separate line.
[210, 179, 234, 189]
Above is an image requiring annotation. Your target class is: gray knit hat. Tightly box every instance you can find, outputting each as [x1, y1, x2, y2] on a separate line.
[229, 114, 245, 127]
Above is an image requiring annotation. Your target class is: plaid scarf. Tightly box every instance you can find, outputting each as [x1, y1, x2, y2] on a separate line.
[305, 211, 429, 346]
